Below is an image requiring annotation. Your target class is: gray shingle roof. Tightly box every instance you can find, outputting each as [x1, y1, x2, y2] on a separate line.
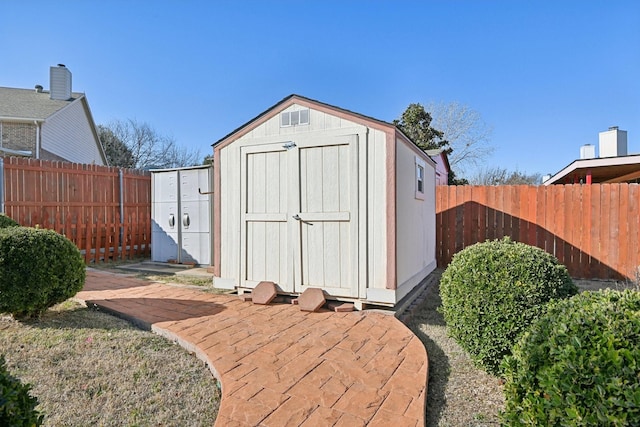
[0, 87, 83, 120]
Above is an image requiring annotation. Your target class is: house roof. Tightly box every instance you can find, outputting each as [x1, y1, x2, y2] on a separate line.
[543, 154, 640, 185]
[0, 87, 84, 121]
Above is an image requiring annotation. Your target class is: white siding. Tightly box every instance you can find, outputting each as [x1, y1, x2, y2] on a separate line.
[395, 139, 436, 297]
[41, 98, 104, 165]
[366, 128, 389, 291]
[220, 145, 241, 281]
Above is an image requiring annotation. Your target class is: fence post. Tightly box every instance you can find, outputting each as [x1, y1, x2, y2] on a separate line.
[0, 157, 4, 214]
[119, 168, 125, 244]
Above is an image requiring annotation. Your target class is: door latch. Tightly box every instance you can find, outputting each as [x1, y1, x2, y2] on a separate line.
[283, 142, 297, 150]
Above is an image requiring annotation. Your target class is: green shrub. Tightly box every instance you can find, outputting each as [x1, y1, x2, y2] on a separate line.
[502, 290, 640, 426]
[0, 355, 44, 426]
[0, 214, 19, 229]
[439, 237, 577, 375]
[0, 227, 85, 318]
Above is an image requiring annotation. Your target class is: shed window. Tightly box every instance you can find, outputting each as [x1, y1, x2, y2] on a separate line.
[280, 109, 310, 127]
[415, 156, 426, 200]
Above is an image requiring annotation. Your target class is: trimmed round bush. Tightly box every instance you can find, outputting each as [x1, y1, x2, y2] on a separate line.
[502, 290, 640, 426]
[0, 214, 19, 229]
[439, 237, 577, 375]
[0, 227, 85, 318]
[0, 355, 44, 426]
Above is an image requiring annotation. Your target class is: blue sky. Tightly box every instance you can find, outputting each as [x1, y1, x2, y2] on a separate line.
[2, 1, 638, 178]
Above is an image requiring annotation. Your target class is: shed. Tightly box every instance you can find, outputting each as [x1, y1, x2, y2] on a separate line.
[212, 95, 437, 307]
[151, 165, 212, 265]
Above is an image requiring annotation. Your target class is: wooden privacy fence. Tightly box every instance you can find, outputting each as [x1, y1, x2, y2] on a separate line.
[436, 184, 640, 280]
[0, 157, 151, 263]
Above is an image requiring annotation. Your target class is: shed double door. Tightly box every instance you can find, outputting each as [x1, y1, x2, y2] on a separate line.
[151, 168, 211, 265]
[240, 135, 358, 297]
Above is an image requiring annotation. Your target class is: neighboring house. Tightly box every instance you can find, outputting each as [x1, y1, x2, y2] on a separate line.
[211, 94, 437, 308]
[544, 127, 640, 185]
[0, 65, 106, 165]
[426, 148, 451, 185]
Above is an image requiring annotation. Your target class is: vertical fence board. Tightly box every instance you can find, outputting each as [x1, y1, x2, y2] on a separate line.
[618, 184, 629, 279]
[476, 186, 487, 243]
[462, 186, 473, 248]
[629, 185, 640, 278]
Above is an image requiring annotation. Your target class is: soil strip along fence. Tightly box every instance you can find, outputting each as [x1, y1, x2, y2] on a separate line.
[0, 157, 151, 263]
[436, 184, 640, 280]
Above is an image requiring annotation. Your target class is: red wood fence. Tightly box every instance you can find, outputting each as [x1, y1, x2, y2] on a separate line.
[1, 157, 151, 263]
[436, 184, 640, 280]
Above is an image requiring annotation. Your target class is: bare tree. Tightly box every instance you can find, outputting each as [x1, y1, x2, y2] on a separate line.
[470, 167, 542, 185]
[425, 101, 494, 173]
[99, 119, 200, 169]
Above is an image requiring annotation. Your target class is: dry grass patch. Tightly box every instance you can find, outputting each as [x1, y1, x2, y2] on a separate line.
[0, 300, 220, 426]
[408, 271, 504, 426]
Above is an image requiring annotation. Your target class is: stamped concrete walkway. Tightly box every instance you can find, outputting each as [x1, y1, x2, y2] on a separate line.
[77, 269, 428, 426]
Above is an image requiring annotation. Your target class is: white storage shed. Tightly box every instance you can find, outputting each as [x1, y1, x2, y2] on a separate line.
[212, 95, 437, 307]
[151, 165, 212, 265]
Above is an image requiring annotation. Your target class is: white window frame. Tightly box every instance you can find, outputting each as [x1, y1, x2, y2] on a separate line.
[415, 156, 426, 200]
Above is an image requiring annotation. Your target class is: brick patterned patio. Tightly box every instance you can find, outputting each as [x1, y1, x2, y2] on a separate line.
[77, 269, 428, 426]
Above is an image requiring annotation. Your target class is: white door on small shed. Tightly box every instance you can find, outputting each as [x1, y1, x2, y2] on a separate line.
[240, 134, 358, 298]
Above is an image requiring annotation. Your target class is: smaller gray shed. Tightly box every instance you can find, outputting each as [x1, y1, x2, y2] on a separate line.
[151, 165, 212, 265]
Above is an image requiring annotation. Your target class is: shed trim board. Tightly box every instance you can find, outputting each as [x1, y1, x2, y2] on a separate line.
[212, 94, 436, 306]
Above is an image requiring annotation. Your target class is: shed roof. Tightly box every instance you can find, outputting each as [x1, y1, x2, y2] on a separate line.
[0, 87, 84, 121]
[212, 94, 434, 163]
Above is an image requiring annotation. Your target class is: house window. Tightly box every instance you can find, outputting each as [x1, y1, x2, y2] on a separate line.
[415, 156, 426, 200]
[280, 109, 310, 127]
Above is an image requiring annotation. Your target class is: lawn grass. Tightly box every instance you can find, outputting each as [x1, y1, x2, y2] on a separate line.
[0, 300, 220, 426]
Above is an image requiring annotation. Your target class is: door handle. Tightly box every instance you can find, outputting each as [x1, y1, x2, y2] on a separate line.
[292, 214, 313, 225]
[183, 213, 190, 228]
[168, 214, 175, 228]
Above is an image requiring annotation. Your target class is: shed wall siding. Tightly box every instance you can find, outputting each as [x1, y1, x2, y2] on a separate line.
[366, 128, 389, 291]
[219, 145, 241, 281]
[395, 139, 436, 295]
[41, 100, 104, 165]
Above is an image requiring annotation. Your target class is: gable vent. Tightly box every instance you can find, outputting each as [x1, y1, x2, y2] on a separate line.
[280, 109, 310, 127]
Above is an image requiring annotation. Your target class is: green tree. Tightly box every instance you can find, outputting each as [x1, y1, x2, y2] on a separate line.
[394, 103, 451, 153]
